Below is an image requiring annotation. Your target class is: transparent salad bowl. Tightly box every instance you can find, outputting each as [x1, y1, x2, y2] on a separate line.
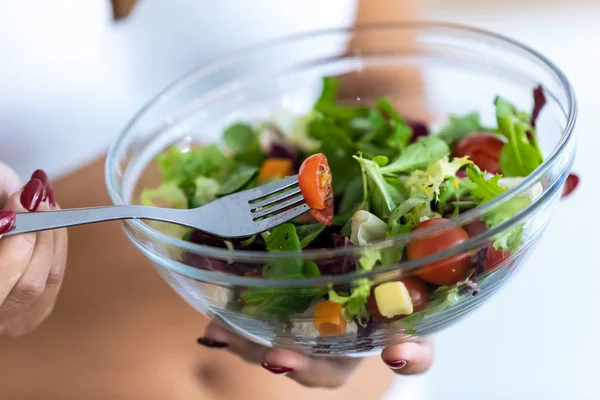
[106, 22, 576, 356]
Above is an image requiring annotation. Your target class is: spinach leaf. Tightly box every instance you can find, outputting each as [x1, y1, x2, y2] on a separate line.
[262, 224, 303, 279]
[296, 224, 327, 248]
[223, 123, 264, 166]
[216, 165, 258, 195]
[241, 295, 314, 318]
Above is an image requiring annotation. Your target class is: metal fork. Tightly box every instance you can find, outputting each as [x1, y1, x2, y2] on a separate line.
[5, 175, 310, 239]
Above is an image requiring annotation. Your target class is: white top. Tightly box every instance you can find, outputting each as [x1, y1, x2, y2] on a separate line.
[0, 0, 357, 180]
[386, 2, 599, 400]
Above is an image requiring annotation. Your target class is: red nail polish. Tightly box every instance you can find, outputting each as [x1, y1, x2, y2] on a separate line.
[47, 185, 56, 207]
[20, 178, 44, 212]
[0, 210, 16, 235]
[562, 173, 579, 198]
[261, 362, 293, 374]
[196, 337, 229, 348]
[384, 359, 407, 370]
[31, 170, 49, 201]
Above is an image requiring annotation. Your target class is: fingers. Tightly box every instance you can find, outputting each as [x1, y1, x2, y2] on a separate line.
[0, 171, 65, 336]
[263, 348, 360, 388]
[381, 338, 435, 375]
[201, 321, 269, 364]
[199, 321, 361, 388]
[0, 186, 40, 304]
[0, 209, 16, 239]
[0, 201, 54, 316]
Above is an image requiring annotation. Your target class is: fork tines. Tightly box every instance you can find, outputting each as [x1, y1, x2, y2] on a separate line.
[248, 175, 306, 221]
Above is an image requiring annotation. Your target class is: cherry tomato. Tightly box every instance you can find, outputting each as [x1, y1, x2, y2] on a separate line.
[453, 132, 505, 174]
[366, 277, 430, 323]
[483, 246, 511, 272]
[309, 198, 334, 226]
[299, 153, 332, 210]
[407, 218, 472, 286]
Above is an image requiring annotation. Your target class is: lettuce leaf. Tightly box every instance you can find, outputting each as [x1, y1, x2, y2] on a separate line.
[380, 136, 450, 174]
[353, 155, 398, 216]
[328, 278, 372, 323]
[437, 112, 488, 147]
[466, 165, 531, 252]
[405, 156, 472, 200]
[495, 96, 543, 177]
[140, 183, 191, 238]
[350, 210, 388, 271]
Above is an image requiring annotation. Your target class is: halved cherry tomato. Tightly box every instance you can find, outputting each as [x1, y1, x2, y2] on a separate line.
[407, 218, 472, 286]
[453, 132, 505, 174]
[483, 246, 511, 272]
[299, 153, 332, 210]
[310, 198, 334, 226]
[258, 158, 293, 183]
[366, 277, 430, 323]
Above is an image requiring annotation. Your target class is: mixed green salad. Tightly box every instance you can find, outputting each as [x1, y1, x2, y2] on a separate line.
[142, 76, 548, 337]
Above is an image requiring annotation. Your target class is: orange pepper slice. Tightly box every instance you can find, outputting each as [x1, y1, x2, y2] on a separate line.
[313, 300, 347, 337]
[258, 158, 293, 183]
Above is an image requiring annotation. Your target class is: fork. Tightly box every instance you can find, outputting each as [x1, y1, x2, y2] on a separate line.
[5, 175, 311, 239]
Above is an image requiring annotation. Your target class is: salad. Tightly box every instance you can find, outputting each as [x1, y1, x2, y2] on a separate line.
[142, 76, 551, 337]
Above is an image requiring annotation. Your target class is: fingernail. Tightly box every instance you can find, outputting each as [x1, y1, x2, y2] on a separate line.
[20, 178, 44, 212]
[0, 210, 16, 235]
[31, 170, 49, 201]
[562, 173, 579, 198]
[261, 362, 293, 375]
[384, 359, 407, 370]
[47, 185, 56, 207]
[196, 337, 229, 348]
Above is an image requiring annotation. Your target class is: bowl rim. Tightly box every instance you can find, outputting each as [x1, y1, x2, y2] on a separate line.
[105, 21, 577, 284]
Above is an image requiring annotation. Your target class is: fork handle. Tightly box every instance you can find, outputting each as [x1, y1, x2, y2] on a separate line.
[5, 205, 189, 236]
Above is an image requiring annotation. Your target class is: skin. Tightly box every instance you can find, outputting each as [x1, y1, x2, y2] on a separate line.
[0, 0, 432, 394]
[0, 162, 68, 337]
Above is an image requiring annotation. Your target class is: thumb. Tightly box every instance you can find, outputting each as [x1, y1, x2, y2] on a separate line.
[0, 162, 22, 208]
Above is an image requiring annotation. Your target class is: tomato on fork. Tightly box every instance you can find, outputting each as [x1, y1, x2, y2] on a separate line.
[298, 153, 334, 225]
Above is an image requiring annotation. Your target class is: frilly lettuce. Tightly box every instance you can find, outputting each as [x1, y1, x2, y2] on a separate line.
[405, 156, 473, 200]
[328, 278, 372, 324]
[466, 165, 532, 252]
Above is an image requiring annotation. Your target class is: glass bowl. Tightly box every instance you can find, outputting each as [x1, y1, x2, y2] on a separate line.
[105, 22, 576, 357]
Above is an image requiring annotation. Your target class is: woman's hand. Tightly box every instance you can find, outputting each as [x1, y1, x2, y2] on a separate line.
[197, 321, 434, 388]
[0, 162, 68, 337]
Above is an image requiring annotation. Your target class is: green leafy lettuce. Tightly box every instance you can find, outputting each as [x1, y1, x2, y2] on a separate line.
[380, 136, 450, 175]
[328, 279, 372, 324]
[466, 165, 531, 252]
[437, 112, 489, 147]
[241, 224, 326, 318]
[495, 96, 543, 177]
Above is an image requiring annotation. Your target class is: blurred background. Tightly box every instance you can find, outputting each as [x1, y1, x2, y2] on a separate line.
[0, 0, 596, 399]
